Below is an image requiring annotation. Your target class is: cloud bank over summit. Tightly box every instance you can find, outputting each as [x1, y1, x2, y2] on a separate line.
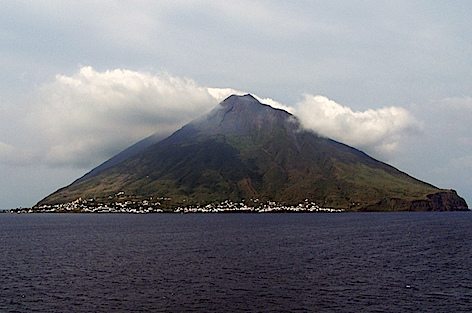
[3, 66, 419, 168]
[295, 95, 419, 156]
[32, 67, 218, 167]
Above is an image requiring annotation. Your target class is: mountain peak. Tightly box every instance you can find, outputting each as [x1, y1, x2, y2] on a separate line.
[218, 93, 289, 117]
[37, 93, 469, 212]
[220, 94, 261, 109]
[223, 93, 258, 102]
[194, 93, 294, 137]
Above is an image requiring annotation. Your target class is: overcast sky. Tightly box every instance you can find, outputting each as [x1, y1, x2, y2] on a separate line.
[1, 1, 471, 209]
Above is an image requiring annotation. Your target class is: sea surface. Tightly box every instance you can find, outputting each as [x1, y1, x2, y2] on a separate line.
[1, 212, 471, 312]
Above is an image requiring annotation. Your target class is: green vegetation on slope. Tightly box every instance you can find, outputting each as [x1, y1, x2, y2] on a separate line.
[38, 94, 468, 211]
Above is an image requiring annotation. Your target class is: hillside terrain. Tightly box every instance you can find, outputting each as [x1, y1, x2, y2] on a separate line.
[38, 94, 468, 211]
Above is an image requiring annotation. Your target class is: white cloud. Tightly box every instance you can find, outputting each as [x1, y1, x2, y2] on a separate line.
[294, 95, 420, 157]
[2, 67, 419, 168]
[207, 88, 291, 112]
[22, 66, 290, 168]
[30, 66, 222, 167]
[207, 87, 245, 102]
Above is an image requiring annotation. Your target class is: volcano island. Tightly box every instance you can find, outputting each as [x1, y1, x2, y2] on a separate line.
[35, 94, 468, 213]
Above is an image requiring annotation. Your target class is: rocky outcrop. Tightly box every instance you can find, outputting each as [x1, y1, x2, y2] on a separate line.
[424, 190, 469, 211]
[363, 190, 469, 211]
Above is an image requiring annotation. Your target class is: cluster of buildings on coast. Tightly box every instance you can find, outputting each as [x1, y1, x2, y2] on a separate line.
[174, 200, 343, 213]
[17, 198, 164, 214]
[10, 197, 344, 214]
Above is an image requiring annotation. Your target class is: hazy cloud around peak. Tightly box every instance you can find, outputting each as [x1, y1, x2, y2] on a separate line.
[2, 66, 418, 168]
[32, 66, 221, 167]
[295, 95, 420, 157]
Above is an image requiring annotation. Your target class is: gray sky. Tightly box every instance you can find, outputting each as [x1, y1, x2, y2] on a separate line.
[1, 1, 471, 209]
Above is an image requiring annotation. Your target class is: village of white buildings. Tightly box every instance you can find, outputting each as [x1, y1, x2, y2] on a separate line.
[10, 194, 344, 214]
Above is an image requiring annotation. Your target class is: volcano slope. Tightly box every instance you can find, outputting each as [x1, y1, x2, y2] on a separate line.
[38, 94, 468, 211]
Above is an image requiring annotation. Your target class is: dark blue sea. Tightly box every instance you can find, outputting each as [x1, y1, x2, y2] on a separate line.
[1, 212, 471, 312]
